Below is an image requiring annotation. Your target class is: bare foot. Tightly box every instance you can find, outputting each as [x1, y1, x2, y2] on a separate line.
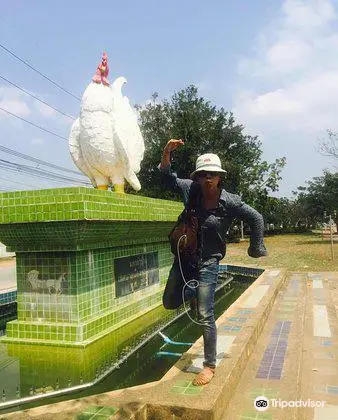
[192, 366, 215, 386]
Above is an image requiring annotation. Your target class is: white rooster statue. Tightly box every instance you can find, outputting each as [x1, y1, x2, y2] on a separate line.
[69, 54, 145, 193]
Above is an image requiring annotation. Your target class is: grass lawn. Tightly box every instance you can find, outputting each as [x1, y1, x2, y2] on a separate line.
[223, 232, 338, 272]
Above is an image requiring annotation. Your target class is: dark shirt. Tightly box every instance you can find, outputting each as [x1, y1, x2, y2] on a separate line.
[160, 164, 267, 262]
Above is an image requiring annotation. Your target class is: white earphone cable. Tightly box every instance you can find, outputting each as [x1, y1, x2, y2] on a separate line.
[176, 235, 204, 326]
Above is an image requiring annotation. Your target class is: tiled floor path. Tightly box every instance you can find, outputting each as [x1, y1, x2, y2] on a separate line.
[223, 271, 338, 420]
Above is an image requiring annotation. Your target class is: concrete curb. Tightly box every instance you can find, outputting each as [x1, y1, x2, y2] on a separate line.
[140, 268, 288, 419]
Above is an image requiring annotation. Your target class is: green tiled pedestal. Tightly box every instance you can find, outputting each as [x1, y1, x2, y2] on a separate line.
[6, 302, 173, 391]
[0, 187, 183, 346]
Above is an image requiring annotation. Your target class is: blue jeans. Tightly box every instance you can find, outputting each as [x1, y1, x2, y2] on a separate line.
[162, 258, 218, 369]
[197, 260, 218, 369]
[162, 259, 198, 309]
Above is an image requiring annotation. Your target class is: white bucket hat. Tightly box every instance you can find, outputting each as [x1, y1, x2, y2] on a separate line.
[190, 153, 227, 179]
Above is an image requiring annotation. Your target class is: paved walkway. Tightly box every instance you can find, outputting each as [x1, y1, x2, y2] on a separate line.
[1, 269, 338, 419]
[223, 271, 338, 420]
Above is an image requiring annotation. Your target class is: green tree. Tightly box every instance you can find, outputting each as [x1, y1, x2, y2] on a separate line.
[259, 196, 293, 227]
[135, 85, 286, 204]
[293, 170, 338, 226]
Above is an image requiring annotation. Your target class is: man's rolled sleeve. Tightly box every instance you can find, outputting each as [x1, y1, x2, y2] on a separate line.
[158, 163, 179, 191]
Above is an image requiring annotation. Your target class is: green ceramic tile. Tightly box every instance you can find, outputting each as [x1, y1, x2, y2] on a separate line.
[75, 413, 92, 420]
[74, 406, 119, 418]
[184, 387, 203, 395]
[241, 413, 272, 420]
[250, 388, 279, 399]
[0, 187, 183, 224]
[0, 188, 180, 345]
[170, 387, 186, 395]
[81, 406, 102, 414]
[97, 406, 119, 415]
[170, 380, 203, 396]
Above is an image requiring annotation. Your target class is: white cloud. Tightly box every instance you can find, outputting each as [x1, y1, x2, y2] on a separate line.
[265, 39, 312, 74]
[283, 0, 335, 30]
[239, 0, 337, 79]
[0, 86, 64, 120]
[195, 81, 211, 93]
[0, 99, 30, 116]
[0, 85, 73, 192]
[34, 101, 57, 117]
[236, 70, 338, 132]
[232, 0, 338, 196]
[0, 86, 31, 117]
[234, 0, 338, 131]
[30, 137, 44, 146]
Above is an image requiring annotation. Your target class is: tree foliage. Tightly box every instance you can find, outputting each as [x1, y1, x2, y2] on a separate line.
[134, 85, 286, 205]
[292, 170, 338, 226]
[255, 170, 337, 230]
[319, 130, 338, 160]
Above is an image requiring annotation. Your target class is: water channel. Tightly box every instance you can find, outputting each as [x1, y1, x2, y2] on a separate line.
[0, 274, 253, 414]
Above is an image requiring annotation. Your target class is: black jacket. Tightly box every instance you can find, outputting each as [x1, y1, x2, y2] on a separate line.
[160, 164, 267, 261]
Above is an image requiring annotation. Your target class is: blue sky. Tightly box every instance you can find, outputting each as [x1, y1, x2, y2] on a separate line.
[0, 0, 336, 197]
